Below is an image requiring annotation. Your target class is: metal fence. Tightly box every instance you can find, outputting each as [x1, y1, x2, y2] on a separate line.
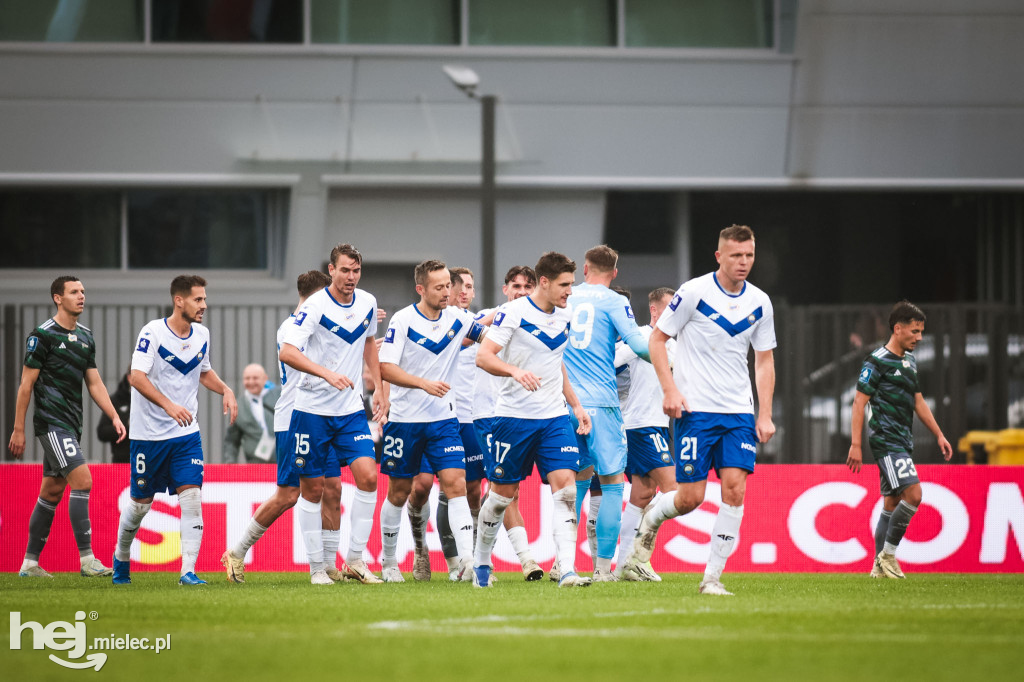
[2, 303, 292, 464]
[3, 302, 1022, 465]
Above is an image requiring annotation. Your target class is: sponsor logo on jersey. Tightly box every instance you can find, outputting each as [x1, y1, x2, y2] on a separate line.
[59, 342, 67, 349]
[494, 312, 505, 326]
[27, 337, 38, 352]
[353, 434, 373, 442]
[669, 294, 681, 311]
[859, 367, 872, 383]
[330, 325, 341, 333]
[384, 328, 395, 343]
[294, 312, 307, 325]
[190, 458, 204, 466]
[416, 337, 428, 345]
[741, 442, 757, 453]
[560, 446, 579, 453]
[708, 313, 721, 321]
[443, 445, 465, 453]
[894, 370, 902, 376]
[136, 337, 150, 353]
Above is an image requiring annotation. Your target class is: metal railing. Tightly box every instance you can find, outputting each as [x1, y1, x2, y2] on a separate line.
[3, 301, 1022, 465]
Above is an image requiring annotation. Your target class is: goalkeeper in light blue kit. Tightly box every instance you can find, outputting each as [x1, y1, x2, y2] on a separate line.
[564, 245, 649, 581]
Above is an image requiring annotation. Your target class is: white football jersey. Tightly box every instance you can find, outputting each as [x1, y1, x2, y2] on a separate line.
[273, 314, 303, 432]
[281, 287, 377, 418]
[129, 319, 212, 441]
[379, 304, 484, 423]
[472, 306, 502, 421]
[615, 325, 675, 429]
[485, 296, 572, 420]
[656, 272, 776, 414]
[452, 307, 482, 424]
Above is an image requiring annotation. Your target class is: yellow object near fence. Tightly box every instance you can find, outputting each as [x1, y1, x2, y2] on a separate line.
[985, 429, 1024, 465]
[958, 431, 999, 464]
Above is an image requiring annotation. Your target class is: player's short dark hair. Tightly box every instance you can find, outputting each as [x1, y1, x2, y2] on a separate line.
[330, 243, 362, 266]
[585, 244, 618, 273]
[611, 285, 631, 302]
[534, 252, 576, 281]
[504, 265, 537, 286]
[648, 287, 675, 305]
[170, 275, 207, 299]
[888, 300, 926, 331]
[449, 267, 473, 286]
[50, 275, 80, 306]
[719, 224, 755, 244]
[414, 259, 447, 286]
[297, 270, 331, 298]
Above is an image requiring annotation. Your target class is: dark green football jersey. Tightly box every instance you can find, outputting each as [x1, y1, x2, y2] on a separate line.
[23, 318, 97, 439]
[856, 345, 919, 455]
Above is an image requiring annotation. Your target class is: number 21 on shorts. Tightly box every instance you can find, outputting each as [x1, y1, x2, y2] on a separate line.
[678, 436, 698, 460]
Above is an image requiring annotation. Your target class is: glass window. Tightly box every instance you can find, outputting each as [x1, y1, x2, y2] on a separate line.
[127, 189, 270, 269]
[0, 190, 121, 268]
[0, 0, 142, 42]
[604, 191, 674, 255]
[626, 0, 774, 49]
[469, 0, 614, 47]
[312, 0, 458, 45]
[152, 0, 302, 43]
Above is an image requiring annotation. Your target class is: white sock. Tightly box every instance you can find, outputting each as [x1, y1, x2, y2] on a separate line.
[296, 496, 324, 573]
[551, 487, 578, 575]
[704, 503, 743, 583]
[614, 502, 643, 570]
[115, 500, 152, 562]
[322, 529, 340, 567]
[346, 489, 377, 564]
[231, 519, 267, 560]
[20, 558, 39, 571]
[447, 495, 475, 561]
[379, 499, 403, 567]
[586, 494, 601, 559]
[650, 490, 682, 528]
[178, 488, 203, 576]
[474, 492, 512, 567]
[505, 525, 533, 565]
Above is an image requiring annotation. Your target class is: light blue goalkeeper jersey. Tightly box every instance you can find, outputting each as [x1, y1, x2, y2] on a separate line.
[565, 282, 649, 407]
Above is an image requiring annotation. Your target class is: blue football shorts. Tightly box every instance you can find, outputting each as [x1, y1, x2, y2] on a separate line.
[674, 412, 757, 483]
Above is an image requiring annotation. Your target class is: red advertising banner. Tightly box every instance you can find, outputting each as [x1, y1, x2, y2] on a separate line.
[1, 464, 1022, 574]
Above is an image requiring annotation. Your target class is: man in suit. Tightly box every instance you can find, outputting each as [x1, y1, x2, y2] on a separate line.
[224, 363, 280, 463]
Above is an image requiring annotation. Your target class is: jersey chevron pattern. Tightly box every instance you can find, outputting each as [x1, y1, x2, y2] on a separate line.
[23, 319, 97, 438]
[856, 346, 920, 453]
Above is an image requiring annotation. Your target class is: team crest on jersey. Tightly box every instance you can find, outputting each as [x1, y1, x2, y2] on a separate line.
[197, 352, 204, 360]
[859, 367, 872, 383]
[902, 360, 910, 368]
[362, 319, 370, 328]
[669, 294, 681, 311]
[447, 329, 456, 339]
[68, 333, 77, 342]
[747, 314, 757, 324]
[27, 337, 38, 353]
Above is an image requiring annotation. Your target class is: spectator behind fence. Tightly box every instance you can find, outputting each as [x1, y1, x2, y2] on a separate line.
[97, 369, 132, 463]
[224, 363, 280, 463]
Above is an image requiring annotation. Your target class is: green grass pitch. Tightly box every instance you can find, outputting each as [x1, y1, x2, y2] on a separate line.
[4, 571, 1023, 682]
